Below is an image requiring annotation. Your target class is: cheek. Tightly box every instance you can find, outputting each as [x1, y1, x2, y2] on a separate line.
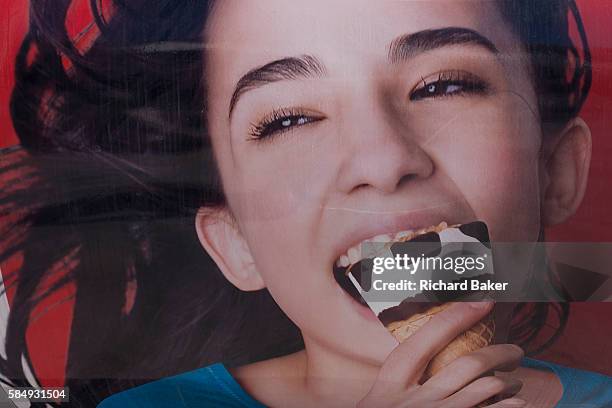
[227, 186, 335, 341]
[223, 136, 334, 223]
[468, 141, 541, 241]
[417, 98, 543, 241]
[221, 144, 334, 285]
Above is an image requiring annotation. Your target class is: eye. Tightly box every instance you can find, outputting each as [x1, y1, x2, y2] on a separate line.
[409, 70, 489, 101]
[248, 107, 325, 140]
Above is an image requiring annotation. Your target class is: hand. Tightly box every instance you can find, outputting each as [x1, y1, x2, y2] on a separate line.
[358, 302, 526, 408]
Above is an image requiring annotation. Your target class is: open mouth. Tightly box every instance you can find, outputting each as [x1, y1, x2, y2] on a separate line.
[333, 220, 493, 320]
[333, 221, 453, 308]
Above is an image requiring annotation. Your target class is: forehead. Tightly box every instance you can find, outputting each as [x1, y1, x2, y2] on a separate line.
[205, 0, 515, 78]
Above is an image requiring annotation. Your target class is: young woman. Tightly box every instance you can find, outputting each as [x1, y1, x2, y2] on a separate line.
[1, 0, 610, 407]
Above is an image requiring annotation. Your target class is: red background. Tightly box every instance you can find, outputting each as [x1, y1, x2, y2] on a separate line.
[1, 1, 611, 386]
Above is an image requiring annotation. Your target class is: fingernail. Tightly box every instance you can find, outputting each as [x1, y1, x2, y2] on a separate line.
[483, 293, 495, 302]
[504, 398, 526, 406]
[506, 378, 524, 395]
[469, 301, 494, 310]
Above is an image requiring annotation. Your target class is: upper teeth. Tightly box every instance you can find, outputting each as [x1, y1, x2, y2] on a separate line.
[335, 222, 449, 268]
[336, 229, 413, 268]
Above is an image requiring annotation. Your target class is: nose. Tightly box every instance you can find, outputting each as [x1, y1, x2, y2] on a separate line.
[336, 89, 434, 195]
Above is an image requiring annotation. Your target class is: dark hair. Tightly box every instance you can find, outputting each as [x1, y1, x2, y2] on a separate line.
[0, 0, 592, 406]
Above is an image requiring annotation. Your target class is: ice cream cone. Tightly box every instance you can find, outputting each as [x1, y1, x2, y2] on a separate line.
[387, 303, 496, 381]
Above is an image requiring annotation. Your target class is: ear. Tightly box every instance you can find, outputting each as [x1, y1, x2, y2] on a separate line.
[541, 117, 592, 226]
[195, 207, 265, 291]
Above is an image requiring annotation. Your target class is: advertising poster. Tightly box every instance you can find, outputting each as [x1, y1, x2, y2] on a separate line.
[1, 1, 611, 407]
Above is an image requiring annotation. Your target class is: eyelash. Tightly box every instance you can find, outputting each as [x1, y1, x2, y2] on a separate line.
[248, 107, 325, 141]
[410, 70, 489, 101]
[248, 71, 488, 141]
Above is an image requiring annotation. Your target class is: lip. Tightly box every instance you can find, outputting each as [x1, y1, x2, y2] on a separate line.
[334, 276, 379, 321]
[329, 209, 463, 266]
[328, 208, 476, 322]
[330, 209, 462, 313]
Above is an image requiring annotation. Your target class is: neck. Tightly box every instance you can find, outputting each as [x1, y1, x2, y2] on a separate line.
[234, 336, 385, 408]
[300, 335, 383, 407]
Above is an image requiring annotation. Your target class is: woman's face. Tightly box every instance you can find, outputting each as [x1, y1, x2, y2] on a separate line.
[203, 0, 543, 363]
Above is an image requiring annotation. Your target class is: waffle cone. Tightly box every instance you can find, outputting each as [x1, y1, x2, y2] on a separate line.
[386, 303, 495, 381]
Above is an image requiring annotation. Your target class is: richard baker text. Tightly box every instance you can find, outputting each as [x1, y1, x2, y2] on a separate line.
[372, 278, 508, 292]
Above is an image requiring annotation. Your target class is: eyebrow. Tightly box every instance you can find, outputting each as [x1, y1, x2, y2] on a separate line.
[388, 27, 499, 63]
[229, 55, 326, 117]
[228, 27, 499, 118]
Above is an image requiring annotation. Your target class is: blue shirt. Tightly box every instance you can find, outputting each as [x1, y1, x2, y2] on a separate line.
[98, 358, 612, 407]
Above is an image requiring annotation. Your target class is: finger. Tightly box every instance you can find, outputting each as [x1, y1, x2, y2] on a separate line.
[373, 301, 494, 393]
[440, 376, 522, 408]
[421, 344, 524, 399]
[485, 398, 527, 407]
